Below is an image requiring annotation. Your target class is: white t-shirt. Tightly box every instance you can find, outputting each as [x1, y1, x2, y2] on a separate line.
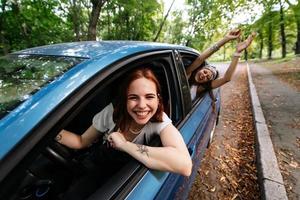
[190, 85, 198, 101]
[92, 103, 172, 144]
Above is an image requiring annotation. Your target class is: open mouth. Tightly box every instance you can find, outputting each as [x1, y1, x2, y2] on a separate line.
[134, 111, 150, 118]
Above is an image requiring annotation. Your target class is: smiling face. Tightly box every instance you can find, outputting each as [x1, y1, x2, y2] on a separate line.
[126, 77, 159, 125]
[195, 68, 213, 83]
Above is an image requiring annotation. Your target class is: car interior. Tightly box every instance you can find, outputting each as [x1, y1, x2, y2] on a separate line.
[0, 56, 175, 200]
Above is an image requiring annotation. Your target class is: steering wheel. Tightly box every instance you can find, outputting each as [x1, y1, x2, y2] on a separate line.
[44, 141, 85, 174]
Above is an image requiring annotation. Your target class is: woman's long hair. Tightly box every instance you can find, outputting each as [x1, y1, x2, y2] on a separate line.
[113, 68, 164, 132]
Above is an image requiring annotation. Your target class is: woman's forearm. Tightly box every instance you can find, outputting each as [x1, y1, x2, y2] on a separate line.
[56, 126, 100, 149]
[186, 37, 231, 78]
[224, 52, 241, 82]
[56, 129, 83, 149]
[223, 53, 240, 82]
[211, 52, 240, 89]
[122, 141, 192, 176]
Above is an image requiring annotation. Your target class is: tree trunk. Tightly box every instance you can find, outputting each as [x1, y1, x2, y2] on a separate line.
[186, 39, 192, 47]
[0, 0, 9, 54]
[279, 0, 286, 58]
[125, 13, 130, 40]
[244, 49, 248, 61]
[285, 0, 300, 54]
[296, 18, 300, 54]
[259, 29, 263, 59]
[72, 0, 81, 41]
[153, 0, 175, 42]
[87, 0, 108, 41]
[106, 6, 110, 39]
[223, 45, 226, 61]
[267, 23, 273, 59]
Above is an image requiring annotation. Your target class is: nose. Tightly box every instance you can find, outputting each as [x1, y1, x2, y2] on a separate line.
[201, 73, 208, 79]
[137, 98, 147, 108]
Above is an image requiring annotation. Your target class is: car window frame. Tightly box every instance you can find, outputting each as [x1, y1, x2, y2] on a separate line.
[0, 50, 183, 199]
[173, 50, 192, 116]
[87, 51, 184, 199]
[150, 50, 221, 200]
[178, 50, 210, 106]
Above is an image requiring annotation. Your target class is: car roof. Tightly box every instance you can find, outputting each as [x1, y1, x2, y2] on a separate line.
[14, 41, 197, 59]
[0, 41, 198, 159]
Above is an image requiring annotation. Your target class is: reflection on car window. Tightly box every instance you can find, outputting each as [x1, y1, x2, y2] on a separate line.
[0, 55, 85, 119]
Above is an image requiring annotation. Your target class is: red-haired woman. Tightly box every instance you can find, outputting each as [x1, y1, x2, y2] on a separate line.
[56, 68, 192, 177]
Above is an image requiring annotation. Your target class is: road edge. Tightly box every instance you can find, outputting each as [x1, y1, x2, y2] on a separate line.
[246, 63, 288, 200]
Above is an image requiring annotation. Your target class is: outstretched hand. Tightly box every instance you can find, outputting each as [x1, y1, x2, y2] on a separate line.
[236, 32, 256, 53]
[225, 29, 241, 41]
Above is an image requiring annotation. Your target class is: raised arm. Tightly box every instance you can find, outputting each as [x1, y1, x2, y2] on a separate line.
[108, 124, 192, 176]
[55, 126, 100, 149]
[186, 29, 241, 79]
[211, 32, 256, 89]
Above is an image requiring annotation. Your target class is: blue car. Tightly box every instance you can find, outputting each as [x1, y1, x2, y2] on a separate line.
[0, 41, 220, 200]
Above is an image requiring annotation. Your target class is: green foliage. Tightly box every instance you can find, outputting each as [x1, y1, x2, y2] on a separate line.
[99, 0, 162, 41]
[0, 0, 299, 60]
[184, 0, 243, 50]
[1, 0, 73, 53]
[250, 0, 298, 59]
[163, 10, 188, 44]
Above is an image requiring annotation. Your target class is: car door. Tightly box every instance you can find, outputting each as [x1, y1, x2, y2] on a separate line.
[0, 49, 187, 200]
[152, 50, 220, 200]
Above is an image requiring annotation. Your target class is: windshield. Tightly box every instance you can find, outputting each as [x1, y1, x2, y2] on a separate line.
[0, 54, 85, 119]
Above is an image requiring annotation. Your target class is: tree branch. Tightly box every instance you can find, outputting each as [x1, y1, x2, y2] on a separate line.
[153, 0, 175, 42]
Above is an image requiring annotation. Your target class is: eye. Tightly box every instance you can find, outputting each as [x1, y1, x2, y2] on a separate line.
[128, 95, 138, 100]
[146, 94, 156, 99]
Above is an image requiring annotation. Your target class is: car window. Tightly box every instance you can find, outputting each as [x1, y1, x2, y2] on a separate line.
[179, 51, 207, 104]
[0, 55, 85, 119]
[173, 51, 192, 116]
[0, 52, 179, 200]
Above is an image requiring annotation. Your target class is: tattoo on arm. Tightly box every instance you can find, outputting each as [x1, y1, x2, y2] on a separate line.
[55, 134, 62, 142]
[136, 144, 149, 157]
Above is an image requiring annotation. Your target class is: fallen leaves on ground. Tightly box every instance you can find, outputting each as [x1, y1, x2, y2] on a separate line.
[297, 137, 300, 148]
